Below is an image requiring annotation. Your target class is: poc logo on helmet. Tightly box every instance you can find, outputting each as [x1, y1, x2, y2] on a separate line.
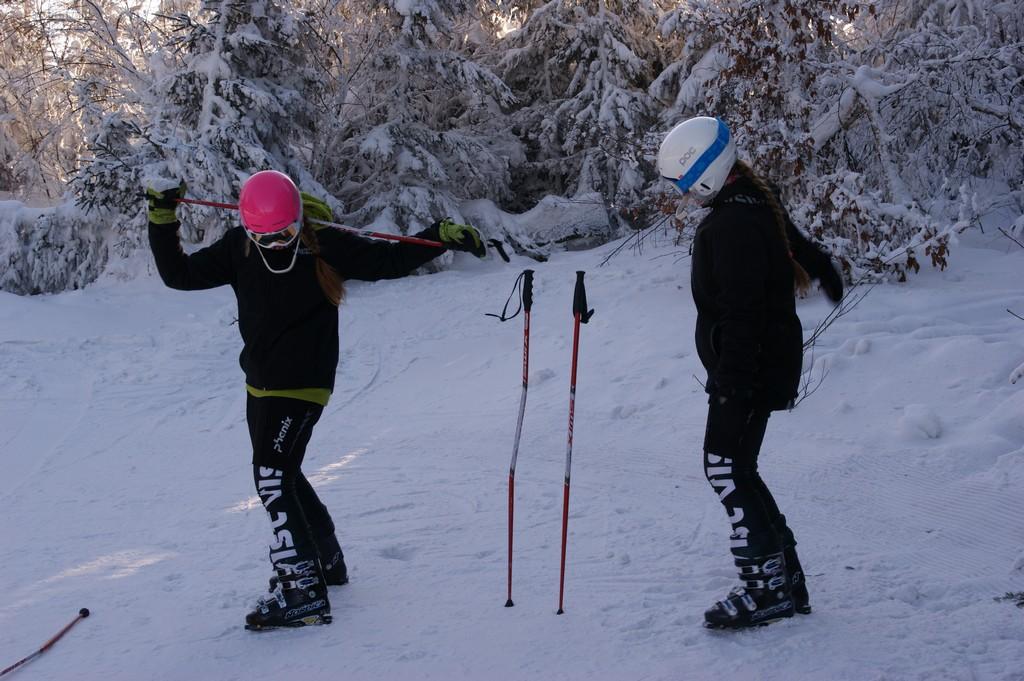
[678, 146, 698, 167]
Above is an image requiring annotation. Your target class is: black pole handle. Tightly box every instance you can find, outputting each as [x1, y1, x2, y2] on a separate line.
[522, 269, 534, 313]
[487, 239, 511, 263]
[573, 271, 595, 323]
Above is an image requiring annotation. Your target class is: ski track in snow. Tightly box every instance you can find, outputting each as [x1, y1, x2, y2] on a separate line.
[0, 235, 1022, 680]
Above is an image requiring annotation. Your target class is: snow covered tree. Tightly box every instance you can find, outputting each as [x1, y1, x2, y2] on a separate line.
[498, 0, 661, 239]
[1, 0, 162, 293]
[652, 1, 878, 271]
[0, 2, 80, 198]
[825, 0, 1024, 254]
[73, 0, 327, 248]
[652, 0, 1023, 281]
[318, 0, 518, 237]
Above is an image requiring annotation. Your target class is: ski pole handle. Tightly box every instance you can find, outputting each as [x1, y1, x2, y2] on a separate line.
[522, 269, 534, 313]
[572, 271, 595, 323]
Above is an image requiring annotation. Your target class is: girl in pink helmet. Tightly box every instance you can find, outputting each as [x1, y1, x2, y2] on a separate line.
[145, 170, 486, 630]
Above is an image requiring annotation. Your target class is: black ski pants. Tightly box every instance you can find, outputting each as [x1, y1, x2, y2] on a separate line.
[248, 394, 336, 574]
[702, 398, 796, 561]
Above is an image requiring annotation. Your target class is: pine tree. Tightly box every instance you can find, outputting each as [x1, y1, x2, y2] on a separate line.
[74, 0, 326, 246]
[320, 0, 517, 236]
[498, 0, 661, 233]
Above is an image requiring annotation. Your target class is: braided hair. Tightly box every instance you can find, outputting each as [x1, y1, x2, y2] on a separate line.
[301, 227, 345, 306]
[733, 160, 811, 295]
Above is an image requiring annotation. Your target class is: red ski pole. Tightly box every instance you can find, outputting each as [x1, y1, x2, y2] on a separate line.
[174, 197, 445, 248]
[0, 608, 90, 677]
[557, 271, 594, 615]
[505, 269, 534, 607]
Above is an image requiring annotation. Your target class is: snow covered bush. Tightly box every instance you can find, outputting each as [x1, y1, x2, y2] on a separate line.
[0, 201, 107, 294]
[805, 0, 1024, 280]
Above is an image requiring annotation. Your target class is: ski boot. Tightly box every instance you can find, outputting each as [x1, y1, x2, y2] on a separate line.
[784, 544, 811, 615]
[267, 537, 347, 592]
[316, 533, 349, 586]
[774, 517, 810, 615]
[704, 552, 795, 629]
[246, 561, 332, 630]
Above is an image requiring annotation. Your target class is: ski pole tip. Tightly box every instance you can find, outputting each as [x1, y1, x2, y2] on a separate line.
[556, 608, 565, 615]
[504, 599, 514, 608]
[79, 608, 90, 618]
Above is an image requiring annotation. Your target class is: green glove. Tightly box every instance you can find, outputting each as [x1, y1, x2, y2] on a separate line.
[437, 218, 486, 258]
[301, 191, 333, 227]
[146, 181, 187, 225]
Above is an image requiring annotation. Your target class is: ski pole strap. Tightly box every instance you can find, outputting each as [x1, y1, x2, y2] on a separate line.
[487, 269, 534, 322]
[573, 271, 595, 323]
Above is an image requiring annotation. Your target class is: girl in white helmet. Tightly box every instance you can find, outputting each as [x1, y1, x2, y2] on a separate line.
[658, 116, 843, 629]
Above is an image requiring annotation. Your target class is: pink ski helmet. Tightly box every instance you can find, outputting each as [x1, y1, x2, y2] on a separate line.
[238, 170, 303, 274]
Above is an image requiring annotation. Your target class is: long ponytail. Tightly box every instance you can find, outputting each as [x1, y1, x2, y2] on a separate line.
[733, 161, 811, 295]
[301, 228, 345, 306]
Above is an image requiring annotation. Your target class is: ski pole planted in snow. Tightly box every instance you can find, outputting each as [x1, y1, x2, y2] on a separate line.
[490, 269, 535, 608]
[0, 608, 90, 678]
[557, 271, 594, 615]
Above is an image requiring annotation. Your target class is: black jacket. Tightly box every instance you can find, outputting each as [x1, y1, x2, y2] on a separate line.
[691, 177, 835, 410]
[149, 222, 444, 391]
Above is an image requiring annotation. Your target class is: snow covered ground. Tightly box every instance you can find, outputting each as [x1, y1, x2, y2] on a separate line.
[1, 229, 1022, 680]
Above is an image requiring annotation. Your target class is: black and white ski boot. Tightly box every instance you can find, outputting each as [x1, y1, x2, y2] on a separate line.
[267, 539, 347, 592]
[704, 553, 795, 629]
[246, 561, 332, 631]
[784, 545, 811, 615]
[317, 534, 349, 586]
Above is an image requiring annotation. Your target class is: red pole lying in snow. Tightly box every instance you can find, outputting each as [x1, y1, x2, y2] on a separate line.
[0, 608, 90, 677]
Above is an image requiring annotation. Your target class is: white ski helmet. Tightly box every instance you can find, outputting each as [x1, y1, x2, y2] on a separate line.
[657, 117, 736, 200]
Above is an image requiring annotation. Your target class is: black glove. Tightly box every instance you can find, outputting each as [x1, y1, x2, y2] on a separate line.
[703, 392, 755, 458]
[819, 259, 844, 304]
[435, 218, 486, 258]
[146, 181, 187, 225]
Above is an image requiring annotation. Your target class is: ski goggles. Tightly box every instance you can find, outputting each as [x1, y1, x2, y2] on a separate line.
[245, 221, 302, 250]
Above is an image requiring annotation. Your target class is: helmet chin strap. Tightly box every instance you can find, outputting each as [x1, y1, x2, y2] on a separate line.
[252, 237, 301, 274]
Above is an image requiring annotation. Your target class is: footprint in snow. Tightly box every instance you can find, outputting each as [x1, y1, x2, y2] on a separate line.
[531, 368, 556, 384]
[378, 544, 418, 561]
[898, 404, 943, 440]
[841, 337, 871, 355]
[611, 404, 638, 419]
